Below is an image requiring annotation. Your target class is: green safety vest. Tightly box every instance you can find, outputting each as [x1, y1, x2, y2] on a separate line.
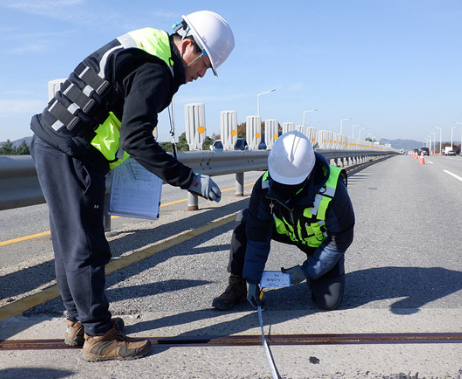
[45, 28, 174, 169]
[263, 165, 343, 247]
[90, 28, 175, 168]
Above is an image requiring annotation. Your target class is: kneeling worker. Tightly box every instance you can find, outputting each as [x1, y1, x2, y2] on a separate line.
[212, 131, 355, 310]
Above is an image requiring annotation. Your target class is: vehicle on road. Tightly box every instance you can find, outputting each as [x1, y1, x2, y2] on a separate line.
[420, 147, 429, 156]
[210, 140, 223, 151]
[234, 138, 248, 150]
[444, 146, 453, 155]
[447, 150, 456, 156]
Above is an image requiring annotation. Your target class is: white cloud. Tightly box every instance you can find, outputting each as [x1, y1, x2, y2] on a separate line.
[1, 0, 83, 13]
[0, 99, 43, 114]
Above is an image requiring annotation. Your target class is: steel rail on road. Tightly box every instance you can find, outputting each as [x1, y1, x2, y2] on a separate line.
[2, 333, 462, 350]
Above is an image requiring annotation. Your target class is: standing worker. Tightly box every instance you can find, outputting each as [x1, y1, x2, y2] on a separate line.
[30, 11, 234, 361]
[212, 131, 355, 311]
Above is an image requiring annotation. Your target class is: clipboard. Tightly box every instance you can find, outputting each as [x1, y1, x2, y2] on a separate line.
[109, 159, 162, 220]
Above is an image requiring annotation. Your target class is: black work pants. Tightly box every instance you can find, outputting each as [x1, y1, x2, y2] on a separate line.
[30, 135, 112, 336]
[227, 209, 345, 310]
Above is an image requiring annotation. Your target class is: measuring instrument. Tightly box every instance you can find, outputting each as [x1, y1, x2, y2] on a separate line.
[257, 290, 281, 379]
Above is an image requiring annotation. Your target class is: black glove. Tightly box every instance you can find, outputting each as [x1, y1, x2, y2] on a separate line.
[188, 174, 221, 202]
[281, 265, 306, 284]
[247, 283, 261, 308]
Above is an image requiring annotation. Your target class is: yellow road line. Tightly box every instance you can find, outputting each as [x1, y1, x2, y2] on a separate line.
[0, 212, 239, 322]
[0, 184, 254, 247]
[0, 231, 51, 247]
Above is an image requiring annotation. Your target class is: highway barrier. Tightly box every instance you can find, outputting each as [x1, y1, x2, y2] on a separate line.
[0, 149, 397, 212]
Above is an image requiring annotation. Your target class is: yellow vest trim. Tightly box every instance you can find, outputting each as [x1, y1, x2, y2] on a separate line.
[90, 28, 173, 168]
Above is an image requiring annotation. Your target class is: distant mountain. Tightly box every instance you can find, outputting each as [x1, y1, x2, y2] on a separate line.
[381, 139, 424, 151]
[0, 136, 430, 152]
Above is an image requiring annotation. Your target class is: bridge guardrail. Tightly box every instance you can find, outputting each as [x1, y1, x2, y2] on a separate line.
[0, 149, 397, 212]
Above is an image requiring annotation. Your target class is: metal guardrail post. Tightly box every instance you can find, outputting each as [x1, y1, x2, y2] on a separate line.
[235, 172, 244, 197]
[188, 192, 199, 211]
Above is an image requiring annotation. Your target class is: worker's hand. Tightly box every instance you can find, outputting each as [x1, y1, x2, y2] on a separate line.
[281, 265, 306, 285]
[247, 283, 261, 308]
[188, 174, 221, 202]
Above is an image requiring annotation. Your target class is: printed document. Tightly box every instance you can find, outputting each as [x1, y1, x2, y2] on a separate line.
[109, 159, 162, 220]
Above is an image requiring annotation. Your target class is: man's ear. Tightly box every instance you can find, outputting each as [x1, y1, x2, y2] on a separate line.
[180, 38, 193, 55]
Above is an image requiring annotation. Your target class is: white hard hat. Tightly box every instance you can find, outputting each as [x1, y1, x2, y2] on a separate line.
[268, 131, 316, 185]
[181, 10, 235, 76]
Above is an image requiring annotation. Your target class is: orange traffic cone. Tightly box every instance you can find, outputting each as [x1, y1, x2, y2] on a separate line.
[419, 153, 425, 165]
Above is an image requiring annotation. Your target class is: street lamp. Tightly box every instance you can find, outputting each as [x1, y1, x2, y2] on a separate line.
[454, 122, 462, 153]
[451, 126, 457, 149]
[435, 127, 442, 154]
[340, 118, 352, 135]
[257, 89, 276, 117]
[358, 128, 366, 139]
[352, 124, 361, 138]
[303, 109, 318, 125]
[431, 132, 436, 154]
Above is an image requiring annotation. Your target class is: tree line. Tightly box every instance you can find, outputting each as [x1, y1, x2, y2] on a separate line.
[0, 140, 30, 155]
[0, 120, 272, 155]
[0, 132, 217, 156]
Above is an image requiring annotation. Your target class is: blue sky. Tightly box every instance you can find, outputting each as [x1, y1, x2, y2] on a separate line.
[0, 0, 461, 145]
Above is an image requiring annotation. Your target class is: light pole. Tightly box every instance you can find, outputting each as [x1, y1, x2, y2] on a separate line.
[435, 127, 442, 154]
[257, 89, 276, 117]
[451, 126, 457, 149]
[358, 128, 366, 140]
[352, 124, 360, 138]
[303, 109, 318, 125]
[431, 132, 436, 154]
[454, 122, 462, 153]
[340, 118, 351, 135]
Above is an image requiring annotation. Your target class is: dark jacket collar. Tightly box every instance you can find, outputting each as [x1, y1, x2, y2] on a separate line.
[169, 38, 186, 88]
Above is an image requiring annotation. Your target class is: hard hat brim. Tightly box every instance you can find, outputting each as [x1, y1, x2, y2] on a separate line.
[182, 14, 218, 76]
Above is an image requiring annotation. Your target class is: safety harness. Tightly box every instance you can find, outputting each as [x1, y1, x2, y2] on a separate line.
[44, 28, 174, 168]
[262, 165, 343, 248]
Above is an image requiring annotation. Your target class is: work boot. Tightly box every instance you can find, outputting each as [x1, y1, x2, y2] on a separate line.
[82, 327, 151, 362]
[65, 319, 84, 346]
[65, 317, 125, 347]
[212, 275, 247, 310]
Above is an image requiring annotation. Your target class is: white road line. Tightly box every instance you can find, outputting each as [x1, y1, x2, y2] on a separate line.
[443, 170, 462, 182]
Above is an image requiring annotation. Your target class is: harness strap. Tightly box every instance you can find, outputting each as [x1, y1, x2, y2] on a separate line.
[74, 63, 111, 96]
[47, 63, 114, 133]
[48, 100, 80, 132]
[62, 81, 96, 114]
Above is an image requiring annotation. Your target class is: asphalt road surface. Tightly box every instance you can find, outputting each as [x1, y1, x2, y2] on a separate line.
[0, 155, 461, 379]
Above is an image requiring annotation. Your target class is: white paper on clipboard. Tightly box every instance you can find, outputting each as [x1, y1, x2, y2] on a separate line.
[108, 159, 162, 220]
[260, 271, 291, 288]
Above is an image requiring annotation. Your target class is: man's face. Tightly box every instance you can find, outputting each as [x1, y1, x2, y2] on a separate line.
[181, 40, 212, 83]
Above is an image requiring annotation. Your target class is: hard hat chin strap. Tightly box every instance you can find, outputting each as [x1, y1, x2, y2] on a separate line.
[184, 50, 207, 68]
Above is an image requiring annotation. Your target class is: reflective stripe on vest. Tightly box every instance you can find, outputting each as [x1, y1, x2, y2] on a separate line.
[267, 166, 342, 247]
[90, 28, 174, 168]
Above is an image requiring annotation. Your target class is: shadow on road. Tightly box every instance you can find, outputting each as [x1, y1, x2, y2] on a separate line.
[124, 265, 462, 341]
[0, 367, 73, 379]
[344, 266, 462, 314]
